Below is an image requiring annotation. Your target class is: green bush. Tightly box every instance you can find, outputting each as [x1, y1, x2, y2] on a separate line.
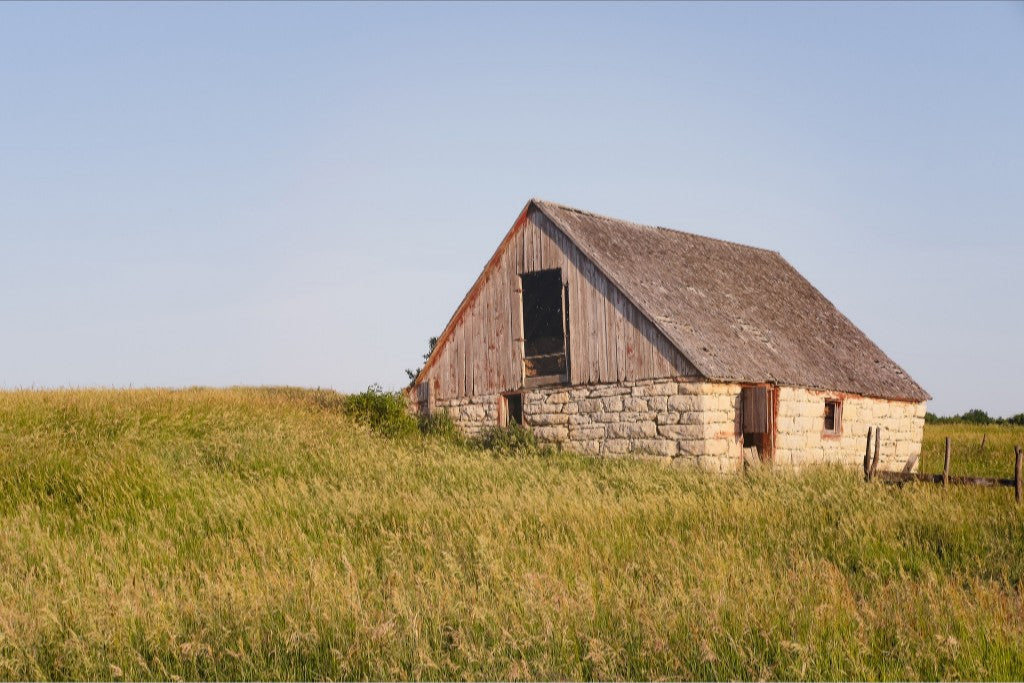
[418, 410, 464, 445]
[344, 384, 419, 439]
[473, 423, 552, 457]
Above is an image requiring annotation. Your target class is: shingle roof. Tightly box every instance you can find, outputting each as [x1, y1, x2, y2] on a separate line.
[534, 199, 929, 402]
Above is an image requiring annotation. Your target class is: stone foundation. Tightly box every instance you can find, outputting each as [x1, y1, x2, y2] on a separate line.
[427, 379, 925, 473]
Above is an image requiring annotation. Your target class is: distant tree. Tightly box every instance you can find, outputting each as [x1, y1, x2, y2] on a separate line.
[925, 412, 940, 424]
[960, 409, 992, 424]
[405, 336, 439, 385]
[1007, 413, 1024, 426]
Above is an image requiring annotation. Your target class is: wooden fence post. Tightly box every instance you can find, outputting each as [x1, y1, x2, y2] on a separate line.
[981, 433, 987, 450]
[1015, 446, 1022, 504]
[870, 426, 882, 478]
[864, 427, 874, 480]
[943, 437, 951, 487]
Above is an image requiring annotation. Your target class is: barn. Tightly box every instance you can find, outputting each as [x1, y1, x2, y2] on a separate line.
[408, 199, 929, 472]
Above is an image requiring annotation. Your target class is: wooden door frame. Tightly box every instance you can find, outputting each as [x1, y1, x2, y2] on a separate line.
[740, 383, 779, 463]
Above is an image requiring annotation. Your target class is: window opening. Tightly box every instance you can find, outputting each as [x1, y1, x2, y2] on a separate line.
[824, 400, 841, 434]
[521, 269, 568, 383]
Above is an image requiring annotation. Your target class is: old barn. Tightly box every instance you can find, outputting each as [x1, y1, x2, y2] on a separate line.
[408, 199, 929, 471]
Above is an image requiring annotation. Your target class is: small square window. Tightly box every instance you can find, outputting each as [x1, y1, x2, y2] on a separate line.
[824, 400, 841, 434]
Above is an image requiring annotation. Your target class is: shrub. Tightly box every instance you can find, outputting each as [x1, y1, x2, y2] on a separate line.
[473, 423, 551, 457]
[418, 411, 464, 445]
[344, 385, 419, 439]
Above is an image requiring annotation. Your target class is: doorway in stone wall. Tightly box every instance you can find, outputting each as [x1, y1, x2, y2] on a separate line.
[501, 392, 524, 427]
[741, 385, 776, 462]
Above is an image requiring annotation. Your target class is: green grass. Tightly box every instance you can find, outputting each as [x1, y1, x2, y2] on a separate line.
[0, 388, 1023, 680]
[920, 421, 1024, 479]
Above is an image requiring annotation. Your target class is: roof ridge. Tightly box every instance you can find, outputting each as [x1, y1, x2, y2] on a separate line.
[532, 198, 780, 256]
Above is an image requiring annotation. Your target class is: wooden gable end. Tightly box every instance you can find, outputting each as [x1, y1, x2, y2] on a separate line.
[418, 204, 699, 400]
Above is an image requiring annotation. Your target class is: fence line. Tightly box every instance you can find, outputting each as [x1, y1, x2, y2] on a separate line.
[864, 426, 1023, 505]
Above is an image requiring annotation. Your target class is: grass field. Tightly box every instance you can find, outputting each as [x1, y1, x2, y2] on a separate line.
[920, 421, 1024, 479]
[0, 388, 1023, 680]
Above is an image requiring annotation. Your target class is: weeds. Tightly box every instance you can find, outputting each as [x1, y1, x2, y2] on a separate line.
[343, 384, 419, 439]
[473, 423, 552, 457]
[417, 410, 465, 445]
[0, 388, 1021, 680]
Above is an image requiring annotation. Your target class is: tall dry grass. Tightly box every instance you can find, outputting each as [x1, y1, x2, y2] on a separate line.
[0, 388, 1022, 680]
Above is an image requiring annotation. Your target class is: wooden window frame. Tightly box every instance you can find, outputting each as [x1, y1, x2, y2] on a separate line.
[519, 269, 570, 388]
[822, 398, 843, 438]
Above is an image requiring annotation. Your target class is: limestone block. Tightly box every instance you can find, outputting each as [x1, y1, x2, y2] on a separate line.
[569, 426, 606, 441]
[602, 397, 624, 412]
[545, 391, 570, 405]
[776, 416, 796, 432]
[580, 399, 603, 414]
[608, 421, 657, 439]
[568, 440, 602, 455]
[677, 439, 703, 457]
[657, 423, 703, 440]
[533, 426, 569, 442]
[656, 411, 680, 425]
[603, 439, 631, 454]
[647, 382, 679, 396]
[590, 385, 631, 398]
[623, 397, 648, 412]
[667, 394, 700, 412]
[463, 405, 486, 420]
[703, 439, 729, 456]
[632, 439, 678, 457]
[529, 412, 570, 427]
[678, 410, 705, 425]
[676, 382, 702, 395]
[647, 396, 668, 411]
[702, 410, 731, 426]
[630, 383, 651, 398]
[714, 394, 738, 411]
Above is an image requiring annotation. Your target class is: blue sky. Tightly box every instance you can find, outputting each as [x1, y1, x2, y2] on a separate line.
[1, 1, 1021, 416]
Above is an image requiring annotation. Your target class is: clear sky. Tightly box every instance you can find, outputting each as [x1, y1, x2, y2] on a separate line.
[1, 1, 1021, 416]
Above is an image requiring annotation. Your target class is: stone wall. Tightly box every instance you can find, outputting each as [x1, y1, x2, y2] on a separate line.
[429, 379, 926, 473]
[774, 386, 926, 470]
[434, 378, 743, 472]
[433, 393, 501, 438]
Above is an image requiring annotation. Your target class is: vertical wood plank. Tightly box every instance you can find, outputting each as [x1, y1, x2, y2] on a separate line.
[863, 426, 873, 479]
[870, 426, 882, 477]
[1015, 446, 1022, 504]
[943, 437, 951, 487]
[418, 205, 699, 400]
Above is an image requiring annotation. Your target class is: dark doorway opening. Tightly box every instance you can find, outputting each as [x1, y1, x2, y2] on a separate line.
[503, 393, 524, 427]
[741, 385, 775, 462]
[521, 269, 568, 384]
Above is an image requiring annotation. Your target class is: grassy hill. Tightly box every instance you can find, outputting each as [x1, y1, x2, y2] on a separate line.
[0, 388, 1022, 680]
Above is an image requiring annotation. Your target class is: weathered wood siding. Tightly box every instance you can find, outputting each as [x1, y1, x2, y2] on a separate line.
[420, 207, 698, 400]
